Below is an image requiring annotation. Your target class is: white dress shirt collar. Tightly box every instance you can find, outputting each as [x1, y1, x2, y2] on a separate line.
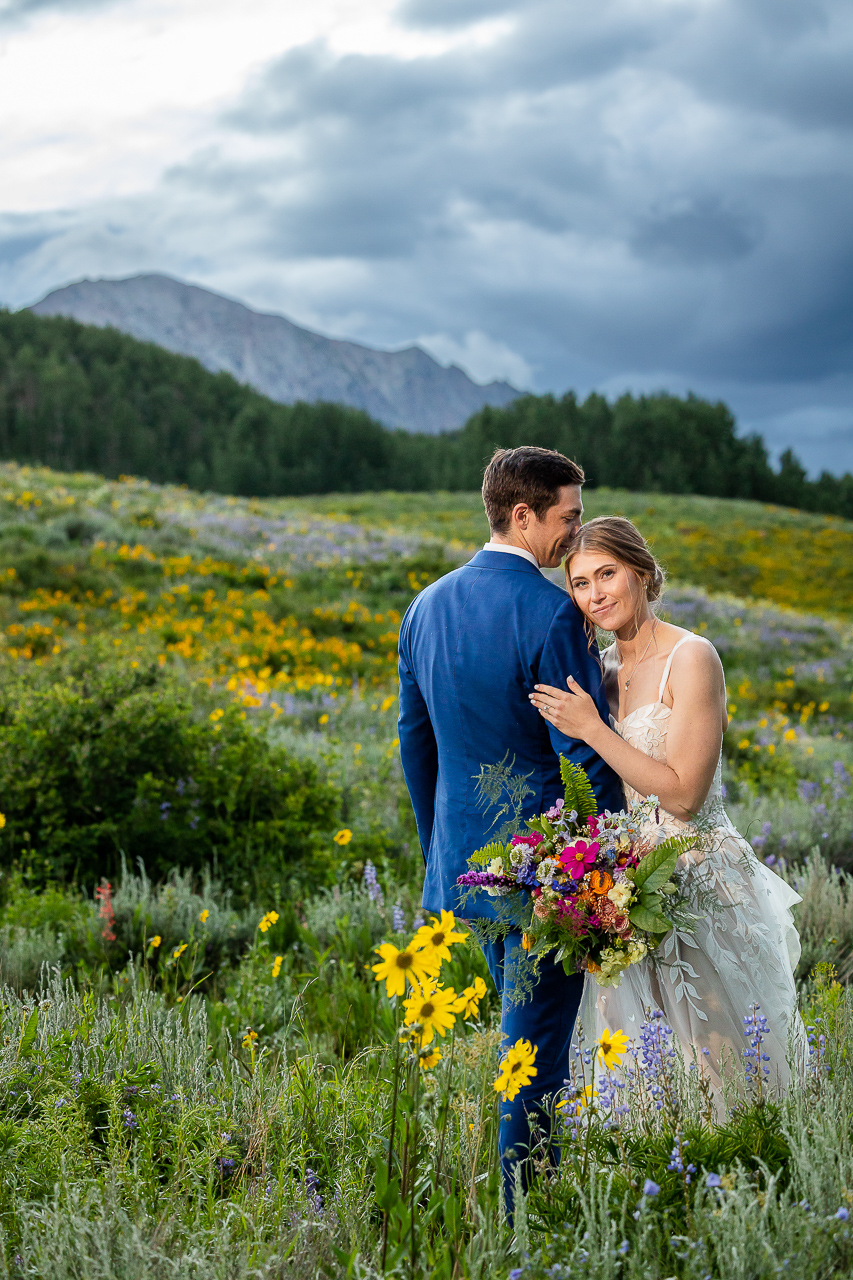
[482, 540, 541, 570]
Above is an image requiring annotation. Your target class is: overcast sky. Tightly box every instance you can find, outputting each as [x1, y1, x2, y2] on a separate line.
[1, 0, 852, 473]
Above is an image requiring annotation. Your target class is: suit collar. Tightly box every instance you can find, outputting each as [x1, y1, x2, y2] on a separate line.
[467, 549, 543, 575]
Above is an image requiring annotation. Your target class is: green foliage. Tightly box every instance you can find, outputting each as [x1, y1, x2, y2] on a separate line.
[559, 756, 599, 825]
[1, 309, 851, 515]
[474, 753, 535, 842]
[0, 655, 339, 892]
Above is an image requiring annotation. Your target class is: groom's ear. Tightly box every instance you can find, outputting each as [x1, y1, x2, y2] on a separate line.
[510, 501, 532, 530]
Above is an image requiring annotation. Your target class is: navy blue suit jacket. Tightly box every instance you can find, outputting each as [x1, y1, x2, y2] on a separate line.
[397, 549, 624, 917]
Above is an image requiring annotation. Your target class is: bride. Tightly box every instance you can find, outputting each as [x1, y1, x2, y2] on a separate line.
[528, 516, 806, 1097]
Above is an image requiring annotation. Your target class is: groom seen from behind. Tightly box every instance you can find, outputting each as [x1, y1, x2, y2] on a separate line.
[397, 446, 623, 1210]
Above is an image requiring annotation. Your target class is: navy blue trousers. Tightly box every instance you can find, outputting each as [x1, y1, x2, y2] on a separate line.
[480, 929, 584, 1217]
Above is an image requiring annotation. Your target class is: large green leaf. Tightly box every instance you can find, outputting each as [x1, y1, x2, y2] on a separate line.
[628, 902, 671, 933]
[559, 757, 598, 826]
[632, 834, 693, 892]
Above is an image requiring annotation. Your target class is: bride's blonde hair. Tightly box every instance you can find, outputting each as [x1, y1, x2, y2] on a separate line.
[564, 516, 666, 642]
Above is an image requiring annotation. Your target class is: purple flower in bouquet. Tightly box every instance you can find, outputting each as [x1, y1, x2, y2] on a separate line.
[516, 861, 540, 890]
[559, 839, 600, 880]
[545, 799, 565, 820]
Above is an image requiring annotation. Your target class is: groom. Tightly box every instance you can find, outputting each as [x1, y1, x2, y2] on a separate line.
[397, 446, 623, 1211]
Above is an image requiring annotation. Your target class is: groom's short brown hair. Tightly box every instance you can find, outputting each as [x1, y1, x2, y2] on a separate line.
[482, 447, 585, 534]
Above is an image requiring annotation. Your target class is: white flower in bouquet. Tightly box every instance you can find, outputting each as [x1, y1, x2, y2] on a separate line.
[535, 858, 557, 884]
[606, 882, 632, 910]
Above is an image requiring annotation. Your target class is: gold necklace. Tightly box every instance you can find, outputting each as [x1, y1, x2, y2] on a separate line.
[617, 621, 657, 691]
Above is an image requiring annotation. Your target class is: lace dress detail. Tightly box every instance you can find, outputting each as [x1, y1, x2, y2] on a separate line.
[576, 636, 806, 1102]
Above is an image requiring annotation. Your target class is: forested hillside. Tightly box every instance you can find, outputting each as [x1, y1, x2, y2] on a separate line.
[2, 308, 852, 516]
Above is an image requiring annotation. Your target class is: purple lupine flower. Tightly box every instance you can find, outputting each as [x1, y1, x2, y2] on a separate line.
[392, 903, 406, 933]
[305, 1166, 324, 1216]
[642, 1179, 660, 1197]
[363, 860, 384, 906]
[122, 1107, 138, 1129]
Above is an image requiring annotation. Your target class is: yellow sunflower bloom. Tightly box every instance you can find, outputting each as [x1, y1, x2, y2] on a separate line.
[597, 1027, 629, 1070]
[493, 1038, 538, 1102]
[453, 975, 488, 1019]
[419, 1046, 442, 1070]
[412, 910, 468, 965]
[372, 942, 440, 998]
[403, 981, 459, 1045]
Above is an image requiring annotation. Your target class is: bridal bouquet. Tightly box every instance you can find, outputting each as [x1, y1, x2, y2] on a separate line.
[456, 758, 696, 989]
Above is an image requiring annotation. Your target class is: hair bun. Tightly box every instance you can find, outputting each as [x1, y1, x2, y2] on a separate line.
[647, 566, 665, 602]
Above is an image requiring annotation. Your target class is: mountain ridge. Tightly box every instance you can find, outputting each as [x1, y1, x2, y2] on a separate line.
[30, 274, 520, 434]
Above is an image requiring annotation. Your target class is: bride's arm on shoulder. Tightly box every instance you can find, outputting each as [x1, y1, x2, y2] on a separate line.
[529, 640, 726, 820]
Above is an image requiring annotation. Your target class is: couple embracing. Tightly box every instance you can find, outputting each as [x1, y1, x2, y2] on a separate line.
[397, 446, 804, 1211]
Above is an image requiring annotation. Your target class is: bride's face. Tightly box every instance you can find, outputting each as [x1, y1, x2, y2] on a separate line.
[567, 550, 644, 631]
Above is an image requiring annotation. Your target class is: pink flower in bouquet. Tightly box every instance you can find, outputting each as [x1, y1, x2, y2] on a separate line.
[597, 898, 618, 926]
[559, 839, 600, 879]
[554, 898, 589, 937]
[614, 914, 632, 937]
[545, 799, 565, 820]
[587, 816, 602, 838]
[511, 832, 544, 849]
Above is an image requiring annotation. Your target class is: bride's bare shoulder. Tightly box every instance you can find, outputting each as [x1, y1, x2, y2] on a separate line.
[668, 630, 725, 685]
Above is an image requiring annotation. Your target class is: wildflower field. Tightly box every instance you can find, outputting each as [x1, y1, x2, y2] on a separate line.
[0, 461, 851, 1278]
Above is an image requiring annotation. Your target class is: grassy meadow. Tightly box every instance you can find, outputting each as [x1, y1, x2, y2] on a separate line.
[0, 462, 851, 1277]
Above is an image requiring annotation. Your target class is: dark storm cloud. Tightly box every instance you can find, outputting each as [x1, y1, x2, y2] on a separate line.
[215, 2, 853, 385]
[3, 0, 853, 469]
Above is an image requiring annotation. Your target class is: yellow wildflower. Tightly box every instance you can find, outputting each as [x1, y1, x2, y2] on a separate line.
[493, 1039, 538, 1102]
[148, 935, 162, 949]
[199, 909, 209, 924]
[209, 708, 223, 722]
[412, 910, 468, 964]
[258, 911, 279, 933]
[402, 981, 459, 1045]
[172, 943, 188, 960]
[272, 955, 283, 978]
[242, 1029, 258, 1048]
[453, 976, 488, 1019]
[597, 1027, 629, 1070]
[372, 942, 440, 998]
[333, 829, 353, 845]
[419, 1046, 442, 1070]
[0, 813, 5, 829]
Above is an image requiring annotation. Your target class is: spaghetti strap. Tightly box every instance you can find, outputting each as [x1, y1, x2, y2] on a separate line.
[658, 634, 706, 702]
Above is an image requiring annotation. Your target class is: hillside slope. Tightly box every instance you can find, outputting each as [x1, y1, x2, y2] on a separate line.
[31, 274, 520, 434]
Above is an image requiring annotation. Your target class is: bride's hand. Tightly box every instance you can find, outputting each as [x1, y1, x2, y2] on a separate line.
[529, 677, 602, 742]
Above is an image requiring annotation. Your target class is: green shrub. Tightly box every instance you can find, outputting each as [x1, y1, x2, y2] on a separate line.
[0, 658, 341, 892]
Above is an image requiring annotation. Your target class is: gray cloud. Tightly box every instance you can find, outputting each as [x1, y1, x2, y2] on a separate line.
[2, 0, 853, 471]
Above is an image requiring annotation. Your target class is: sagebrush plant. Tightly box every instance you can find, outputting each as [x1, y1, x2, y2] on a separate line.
[0, 655, 340, 892]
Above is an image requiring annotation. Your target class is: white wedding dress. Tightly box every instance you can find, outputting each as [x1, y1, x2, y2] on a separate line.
[576, 635, 807, 1100]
